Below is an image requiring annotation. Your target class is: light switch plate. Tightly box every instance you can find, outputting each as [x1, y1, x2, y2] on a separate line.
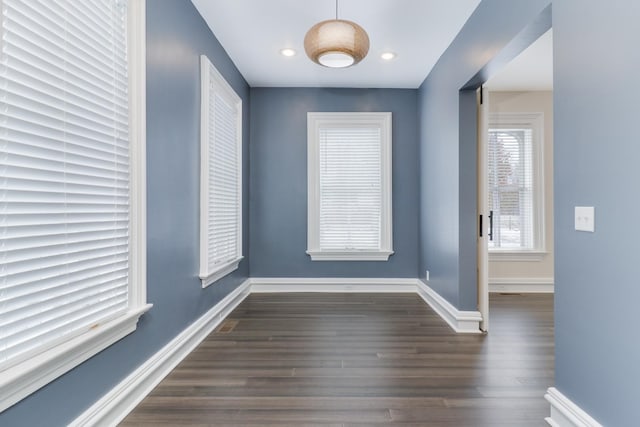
[575, 206, 595, 232]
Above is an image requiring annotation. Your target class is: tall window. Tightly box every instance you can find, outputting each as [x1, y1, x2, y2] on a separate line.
[488, 113, 544, 253]
[0, 0, 148, 411]
[307, 112, 393, 261]
[199, 55, 242, 287]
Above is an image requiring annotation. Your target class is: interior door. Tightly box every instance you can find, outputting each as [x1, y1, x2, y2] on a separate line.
[477, 86, 489, 332]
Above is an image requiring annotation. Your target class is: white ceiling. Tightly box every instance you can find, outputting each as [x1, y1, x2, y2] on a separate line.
[486, 29, 553, 91]
[191, 0, 481, 89]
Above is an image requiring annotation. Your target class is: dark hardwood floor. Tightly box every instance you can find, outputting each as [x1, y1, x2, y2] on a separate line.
[121, 293, 554, 426]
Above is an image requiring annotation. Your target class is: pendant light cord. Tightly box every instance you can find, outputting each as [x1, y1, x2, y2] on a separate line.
[335, 0, 338, 20]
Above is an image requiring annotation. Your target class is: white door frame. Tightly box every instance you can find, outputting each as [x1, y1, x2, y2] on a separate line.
[477, 86, 489, 332]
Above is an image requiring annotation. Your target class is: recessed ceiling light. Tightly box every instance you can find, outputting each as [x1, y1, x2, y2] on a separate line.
[280, 48, 297, 57]
[381, 52, 397, 61]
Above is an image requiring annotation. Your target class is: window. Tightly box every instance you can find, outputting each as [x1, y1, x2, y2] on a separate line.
[0, 0, 148, 411]
[307, 112, 393, 261]
[488, 113, 545, 259]
[199, 55, 242, 287]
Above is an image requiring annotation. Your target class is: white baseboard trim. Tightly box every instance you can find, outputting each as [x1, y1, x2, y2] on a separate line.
[250, 278, 481, 334]
[490, 277, 554, 293]
[415, 280, 482, 334]
[70, 279, 251, 427]
[249, 277, 418, 293]
[545, 387, 603, 427]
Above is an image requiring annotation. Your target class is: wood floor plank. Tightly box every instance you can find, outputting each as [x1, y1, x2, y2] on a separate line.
[121, 293, 554, 426]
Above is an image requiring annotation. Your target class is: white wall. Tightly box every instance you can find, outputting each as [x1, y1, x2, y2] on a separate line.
[488, 91, 554, 291]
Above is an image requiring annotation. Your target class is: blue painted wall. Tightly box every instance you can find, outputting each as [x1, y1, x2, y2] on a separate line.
[553, 1, 640, 424]
[4, 1, 638, 425]
[249, 88, 419, 278]
[0, 1, 250, 425]
[417, 0, 551, 310]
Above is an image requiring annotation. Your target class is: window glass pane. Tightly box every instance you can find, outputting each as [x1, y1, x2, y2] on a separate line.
[488, 128, 534, 249]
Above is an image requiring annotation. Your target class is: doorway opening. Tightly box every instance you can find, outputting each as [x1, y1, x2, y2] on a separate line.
[478, 29, 554, 331]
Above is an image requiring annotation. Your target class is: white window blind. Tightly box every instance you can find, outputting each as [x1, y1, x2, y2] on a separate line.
[319, 127, 382, 250]
[488, 128, 534, 249]
[307, 112, 393, 261]
[0, 0, 130, 370]
[199, 55, 242, 287]
[209, 93, 239, 266]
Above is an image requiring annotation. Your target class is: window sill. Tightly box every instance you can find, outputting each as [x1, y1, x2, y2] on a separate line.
[201, 257, 243, 288]
[0, 304, 152, 412]
[306, 250, 394, 261]
[489, 250, 548, 262]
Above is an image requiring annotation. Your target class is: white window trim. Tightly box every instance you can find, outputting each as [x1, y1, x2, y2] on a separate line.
[199, 56, 243, 288]
[488, 112, 545, 262]
[307, 112, 393, 261]
[307, 251, 394, 261]
[0, 0, 151, 412]
[201, 257, 243, 288]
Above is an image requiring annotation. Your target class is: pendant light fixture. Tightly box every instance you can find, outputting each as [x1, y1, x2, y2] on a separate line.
[304, 0, 370, 68]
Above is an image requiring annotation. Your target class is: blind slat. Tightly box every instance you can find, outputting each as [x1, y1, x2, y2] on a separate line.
[201, 59, 242, 277]
[0, 0, 131, 370]
[317, 127, 383, 251]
